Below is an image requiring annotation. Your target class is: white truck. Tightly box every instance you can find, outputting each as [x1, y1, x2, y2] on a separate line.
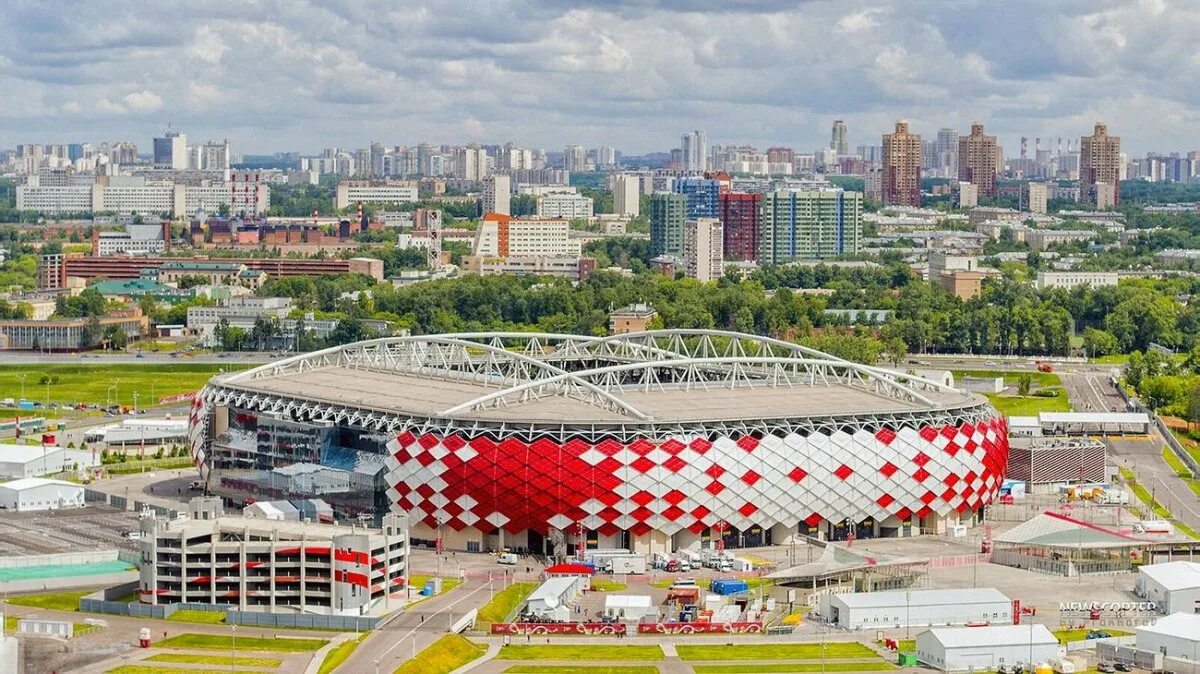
[608, 555, 647, 575]
[1097, 489, 1130, 505]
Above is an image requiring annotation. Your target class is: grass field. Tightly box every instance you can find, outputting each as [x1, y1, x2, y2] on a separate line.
[588, 579, 627, 592]
[954, 369, 1062, 388]
[156, 633, 328, 653]
[395, 634, 486, 674]
[495, 645, 664, 661]
[984, 391, 1072, 417]
[692, 664, 896, 673]
[477, 582, 536, 624]
[1052, 628, 1132, 642]
[0, 363, 249, 407]
[317, 634, 367, 674]
[504, 662, 662, 666]
[165, 609, 227, 624]
[145, 653, 283, 667]
[5, 589, 91, 611]
[1161, 447, 1200, 496]
[677, 643, 877, 661]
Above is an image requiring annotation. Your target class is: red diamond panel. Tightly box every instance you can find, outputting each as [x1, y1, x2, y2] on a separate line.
[788, 467, 808, 482]
[834, 464, 853, 480]
[740, 470, 761, 486]
[879, 462, 898, 477]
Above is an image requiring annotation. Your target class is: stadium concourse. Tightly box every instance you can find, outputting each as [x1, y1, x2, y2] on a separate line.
[189, 330, 1010, 555]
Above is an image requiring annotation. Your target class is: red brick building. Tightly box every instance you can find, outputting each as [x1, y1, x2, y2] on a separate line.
[718, 192, 762, 262]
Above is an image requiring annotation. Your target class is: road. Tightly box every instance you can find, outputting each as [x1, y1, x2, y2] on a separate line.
[0, 352, 272, 365]
[1058, 371, 1200, 533]
[337, 579, 498, 674]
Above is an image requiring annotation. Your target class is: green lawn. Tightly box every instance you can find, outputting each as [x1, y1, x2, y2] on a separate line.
[984, 389, 1072, 417]
[496, 645, 664, 661]
[693, 664, 896, 673]
[677, 643, 877, 661]
[156, 633, 328, 652]
[504, 662, 662, 666]
[318, 634, 367, 674]
[1119, 468, 1200, 539]
[145, 653, 283, 667]
[477, 582, 536, 624]
[165, 609, 227, 624]
[395, 635, 486, 674]
[1161, 447, 1200, 496]
[1052, 628, 1132, 642]
[588, 579, 627, 592]
[954, 369, 1062, 388]
[5, 589, 92, 612]
[0, 363, 249, 407]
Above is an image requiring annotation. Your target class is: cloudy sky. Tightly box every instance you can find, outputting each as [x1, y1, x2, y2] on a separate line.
[0, 0, 1195, 156]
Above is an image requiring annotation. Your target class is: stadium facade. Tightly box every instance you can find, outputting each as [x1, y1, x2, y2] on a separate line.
[190, 330, 1009, 554]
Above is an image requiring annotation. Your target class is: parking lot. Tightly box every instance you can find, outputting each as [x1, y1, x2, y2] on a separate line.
[0, 506, 141, 556]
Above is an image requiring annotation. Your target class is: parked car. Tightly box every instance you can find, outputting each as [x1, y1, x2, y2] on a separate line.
[1097, 663, 1115, 673]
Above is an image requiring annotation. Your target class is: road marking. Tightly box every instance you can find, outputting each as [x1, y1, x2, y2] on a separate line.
[374, 581, 491, 663]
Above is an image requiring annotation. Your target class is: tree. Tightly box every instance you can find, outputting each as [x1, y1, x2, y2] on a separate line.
[327, 317, 367, 346]
[883, 337, 908, 367]
[1082, 327, 1119, 359]
[1187, 382, 1200, 430]
[1017, 373, 1032, 396]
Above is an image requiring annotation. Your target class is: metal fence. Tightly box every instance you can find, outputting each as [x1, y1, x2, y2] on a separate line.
[225, 610, 378, 631]
[1115, 382, 1200, 478]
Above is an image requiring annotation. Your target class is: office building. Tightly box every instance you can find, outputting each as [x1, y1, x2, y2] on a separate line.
[1080, 123, 1121, 207]
[649, 192, 687, 257]
[882, 121, 922, 207]
[680, 130, 708, 171]
[718, 192, 762, 261]
[334, 181, 419, 210]
[683, 218, 723, 282]
[536, 192, 594, 219]
[36, 254, 66, 291]
[958, 124, 999, 198]
[830, 120, 849, 156]
[483, 174, 511, 216]
[0, 313, 148, 351]
[153, 130, 188, 170]
[673, 177, 720, 219]
[613, 175, 640, 217]
[608, 304, 658, 334]
[137, 497, 409, 616]
[471, 214, 581, 258]
[760, 190, 862, 264]
[94, 222, 172, 256]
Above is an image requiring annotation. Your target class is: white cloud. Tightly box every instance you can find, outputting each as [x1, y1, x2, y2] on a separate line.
[122, 90, 163, 114]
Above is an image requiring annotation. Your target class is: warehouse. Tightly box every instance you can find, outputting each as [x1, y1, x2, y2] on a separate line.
[1136, 561, 1200, 615]
[0, 478, 84, 512]
[915, 624, 1058, 672]
[0, 443, 66, 479]
[522, 576, 586, 622]
[821, 587, 1013, 630]
[1135, 613, 1200, 662]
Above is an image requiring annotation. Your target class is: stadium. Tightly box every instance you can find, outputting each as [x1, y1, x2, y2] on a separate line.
[189, 330, 1009, 554]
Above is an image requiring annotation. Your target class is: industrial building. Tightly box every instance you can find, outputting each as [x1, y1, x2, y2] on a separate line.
[915, 624, 1058, 672]
[137, 498, 409, 616]
[0, 443, 66, 478]
[820, 588, 1012, 630]
[190, 330, 1008, 555]
[0, 477, 84, 512]
[1136, 561, 1200, 615]
[1005, 438, 1107, 490]
[1135, 613, 1200, 663]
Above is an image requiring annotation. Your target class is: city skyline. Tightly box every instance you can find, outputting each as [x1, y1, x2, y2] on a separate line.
[2, 1, 1199, 155]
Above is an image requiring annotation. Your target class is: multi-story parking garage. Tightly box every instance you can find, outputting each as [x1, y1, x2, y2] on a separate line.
[189, 330, 1009, 555]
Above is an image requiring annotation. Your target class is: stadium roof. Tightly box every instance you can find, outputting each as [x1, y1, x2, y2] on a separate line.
[995, 511, 1145, 549]
[212, 330, 982, 426]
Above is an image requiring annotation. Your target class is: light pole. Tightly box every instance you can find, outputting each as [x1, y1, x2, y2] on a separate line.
[133, 391, 139, 414]
[18, 373, 26, 401]
[231, 624, 237, 672]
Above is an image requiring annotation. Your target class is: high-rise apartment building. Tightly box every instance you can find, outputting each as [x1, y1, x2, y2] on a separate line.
[482, 174, 511, 215]
[456, 145, 488, 181]
[882, 121, 922, 207]
[673, 177, 720, 220]
[613, 175, 640, 217]
[718, 192, 762, 262]
[760, 190, 862, 264]
[958, 123, 999, 198]
[153, 130, 188, 170]
[649, 192, 687, 257]
[1080, 123, 1121, 207]
[935, 128, 959, 176]
[596, 146, 617, 168]
[683, 218, 723, 283]
[680, 130, 708, 172]
[1024, 182, 1049, 214]
[830, 120, 849, 156]
[564, 145, 586, 172]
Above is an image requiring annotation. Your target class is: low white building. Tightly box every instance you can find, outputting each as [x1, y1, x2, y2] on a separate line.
[604, 594, 654, 621]
[523, 576, 586, 622]
[1136, 561, 1200, 615]
[0, 443, 67, 479]
[915, 624, 1058, 672]
[1135, 613, 1200, 663]
[0, 477, 84, 512]
[823, 587, 1013, 630]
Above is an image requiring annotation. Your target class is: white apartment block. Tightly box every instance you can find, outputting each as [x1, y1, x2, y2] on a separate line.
[614, 175, 640, 217]
[1026, 229, 1096, 251]
[1035, 271, 1119, 290]
[684, 217, 723, 283]
[483, 174, 511, 216]
[536, 192, 594, 218]
[16, 185, 95, 214]
[138, 498, 409, 616]
[99, 181, 185, 216]
[472, 217, 582, 258]
[334, 182, 419, 210]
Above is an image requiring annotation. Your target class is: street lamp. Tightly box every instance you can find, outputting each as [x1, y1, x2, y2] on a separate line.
[231, 624, 237, 673]
[18, 373, 26, 401]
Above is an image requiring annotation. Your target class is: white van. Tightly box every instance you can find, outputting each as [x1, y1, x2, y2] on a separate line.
[497, 552, 519, 565]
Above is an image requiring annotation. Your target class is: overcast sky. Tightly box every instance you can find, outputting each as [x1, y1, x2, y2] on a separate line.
[1, 0, 1195, 157]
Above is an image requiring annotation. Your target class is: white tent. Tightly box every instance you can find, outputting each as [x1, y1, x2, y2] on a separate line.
[603, 594, 654, 621]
